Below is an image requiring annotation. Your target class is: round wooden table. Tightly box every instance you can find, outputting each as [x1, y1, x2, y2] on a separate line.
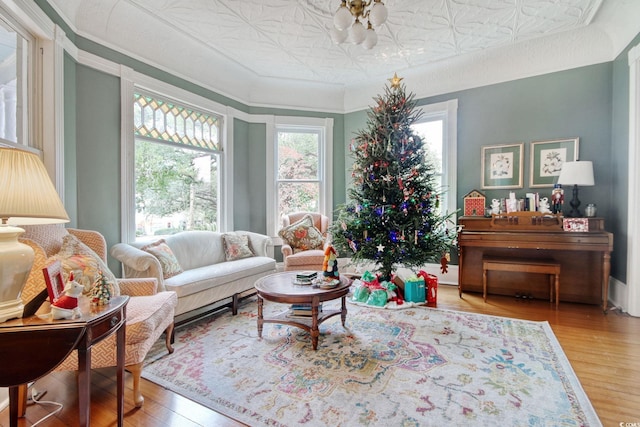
[254, 272, 351, 350]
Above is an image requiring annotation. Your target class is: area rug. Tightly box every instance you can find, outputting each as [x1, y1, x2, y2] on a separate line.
[142, 300, 601, 427]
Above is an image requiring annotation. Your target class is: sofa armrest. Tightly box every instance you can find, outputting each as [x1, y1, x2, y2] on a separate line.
[236, 230, 273, 257]
[110, 243, 166, 291]
[117, 278, 158, 296]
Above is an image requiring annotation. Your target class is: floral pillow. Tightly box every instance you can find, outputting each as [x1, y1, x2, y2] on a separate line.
[49, 234, 119, 295]
[141, 239, 183, 279]
[278, 214, 324, 253]
[223, 234, 255, 261]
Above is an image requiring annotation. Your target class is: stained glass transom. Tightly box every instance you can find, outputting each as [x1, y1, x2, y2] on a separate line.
[134, 92, 222, 152]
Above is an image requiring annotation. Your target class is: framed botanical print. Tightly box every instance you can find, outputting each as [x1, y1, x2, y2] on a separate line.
[529, 138, 579, 188]
[481, 143, 524, 189]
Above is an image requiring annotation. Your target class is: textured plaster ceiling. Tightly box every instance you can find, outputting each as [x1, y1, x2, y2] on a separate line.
[48, 0, 640, 111]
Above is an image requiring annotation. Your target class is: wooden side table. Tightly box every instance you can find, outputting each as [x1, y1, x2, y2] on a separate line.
[0, 295, 129, 427]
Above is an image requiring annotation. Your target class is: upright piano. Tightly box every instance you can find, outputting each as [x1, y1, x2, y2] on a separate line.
[457, 213, 613, 310]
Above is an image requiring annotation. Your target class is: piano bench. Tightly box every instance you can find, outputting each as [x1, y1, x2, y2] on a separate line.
[482, 257, 561, 309]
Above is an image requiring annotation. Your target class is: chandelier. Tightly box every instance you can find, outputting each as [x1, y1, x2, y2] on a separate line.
[330, 0, 388, 50]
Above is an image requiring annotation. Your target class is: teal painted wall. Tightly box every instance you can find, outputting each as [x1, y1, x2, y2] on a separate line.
[344, 64, 621, 277]
[75, 65, 123, 274]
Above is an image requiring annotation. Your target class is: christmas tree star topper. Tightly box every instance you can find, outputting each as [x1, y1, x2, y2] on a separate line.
[389, 73, 403, 89]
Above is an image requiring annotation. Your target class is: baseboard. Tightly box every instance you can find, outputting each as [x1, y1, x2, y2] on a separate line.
[0, 388, 8, 412]
[608, 276, 628, 313]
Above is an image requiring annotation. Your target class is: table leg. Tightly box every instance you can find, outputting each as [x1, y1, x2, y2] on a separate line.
[257, 295, 264, 338]
[8, 385, 19, 427]
[77, 346, 91, 427]
[311, 296, 320, 350]
[117, 309, 126, 427]
[340, 296, 347, 327]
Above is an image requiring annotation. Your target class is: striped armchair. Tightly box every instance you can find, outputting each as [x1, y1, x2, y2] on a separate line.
[20, 225, 177, 407]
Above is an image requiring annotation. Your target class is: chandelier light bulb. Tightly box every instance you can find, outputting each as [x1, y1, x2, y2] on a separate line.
[349, 20, 366, 44]
[334, 3, 354, 31]
[369, 2, 388, 27]
[363, 25, 378, 49]
[330, 27, 349, 44]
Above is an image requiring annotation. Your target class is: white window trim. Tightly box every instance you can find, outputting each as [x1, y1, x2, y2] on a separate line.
[414, 99, 458, 222]
[626, 44, 640, 316]
[0, 2, 64, 195]
[119, 67, 230, 243]
[267, 116, 334, 238]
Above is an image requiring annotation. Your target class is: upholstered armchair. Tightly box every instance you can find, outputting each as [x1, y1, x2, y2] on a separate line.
[279, 212, 330, 271]
[19, 225, 177, 407]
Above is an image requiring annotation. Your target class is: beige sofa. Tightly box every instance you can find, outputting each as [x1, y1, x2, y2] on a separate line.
[111, 230, 276, 323]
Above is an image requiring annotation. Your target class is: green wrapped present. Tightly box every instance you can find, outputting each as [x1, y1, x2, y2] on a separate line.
[352, 284, 370, 302]
[361, 270, 376, 282]
[366, 289, 388, 306]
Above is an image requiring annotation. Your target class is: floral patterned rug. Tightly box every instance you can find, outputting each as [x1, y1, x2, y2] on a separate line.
[142, 300, 601, 426]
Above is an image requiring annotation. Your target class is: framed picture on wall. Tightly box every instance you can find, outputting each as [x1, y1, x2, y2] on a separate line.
[481, 143, 524, 189]
[529, 138, 579, 187]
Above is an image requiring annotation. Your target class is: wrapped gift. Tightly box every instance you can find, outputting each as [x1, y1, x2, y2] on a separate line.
[418, 270, 438, 306]
[366, 289, 388, 306]
[403, 275, 425, 303]
[352, 282, 371, 303]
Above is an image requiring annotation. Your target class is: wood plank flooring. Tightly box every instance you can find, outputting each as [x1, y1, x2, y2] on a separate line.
[1, 285, 638, 426]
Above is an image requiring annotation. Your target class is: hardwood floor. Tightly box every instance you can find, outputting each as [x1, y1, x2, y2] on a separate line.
[1, 285, 638, 426]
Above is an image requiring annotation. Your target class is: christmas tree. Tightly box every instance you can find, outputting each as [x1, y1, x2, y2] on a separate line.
[330, 74, 455, 280]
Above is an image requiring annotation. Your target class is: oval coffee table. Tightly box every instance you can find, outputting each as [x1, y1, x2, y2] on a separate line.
[254, 271, 351, 350]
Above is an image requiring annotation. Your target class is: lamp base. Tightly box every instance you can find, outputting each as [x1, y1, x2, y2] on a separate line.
[566, 184, 582, 218]
[0, 225, 33, 323]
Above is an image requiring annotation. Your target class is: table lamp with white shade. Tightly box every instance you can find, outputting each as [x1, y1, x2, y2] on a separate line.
[0, 147, 69, 322]
[556, 160, 595, 218]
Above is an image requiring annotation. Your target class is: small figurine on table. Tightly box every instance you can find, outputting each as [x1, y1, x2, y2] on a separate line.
[51, 272, 84, 320]
[90, 270, 114, 306]
[322, 245, 339, 279]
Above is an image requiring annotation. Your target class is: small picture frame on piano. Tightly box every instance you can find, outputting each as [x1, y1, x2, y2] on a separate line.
[563, 218, 589, 232]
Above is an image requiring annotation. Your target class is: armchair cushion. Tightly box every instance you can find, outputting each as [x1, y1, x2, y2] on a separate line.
[49, 234, 119, 295]
[278, 214, 324, 253]
[141, 239, 183, 279]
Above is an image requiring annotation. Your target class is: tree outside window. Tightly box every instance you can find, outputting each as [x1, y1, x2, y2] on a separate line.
[276, 128, 321, 219]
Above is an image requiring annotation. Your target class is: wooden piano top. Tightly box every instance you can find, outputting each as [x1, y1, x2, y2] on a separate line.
[458, 215, 612, 252]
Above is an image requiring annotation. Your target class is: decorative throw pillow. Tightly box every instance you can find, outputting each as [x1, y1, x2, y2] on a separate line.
[141, 239, 183, 279]
[49, 234, 119, 295]
[278, 214, 324, 252]
[223, 234, 255, 261]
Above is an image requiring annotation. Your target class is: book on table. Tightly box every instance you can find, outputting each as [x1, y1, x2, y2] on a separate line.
[289, 303, 322, 316]
[295, 271, 317, 283]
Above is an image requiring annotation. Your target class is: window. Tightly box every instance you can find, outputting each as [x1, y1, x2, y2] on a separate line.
[0, 12, 34, 147]
[132, 91, 223, 239]
[411, 100, 458, 218]
[276, 127, 321, 217]
[267, 117, 333, 236]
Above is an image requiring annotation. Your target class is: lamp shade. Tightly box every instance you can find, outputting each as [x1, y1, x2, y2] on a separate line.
[0, 147, 69, 225]
[556, 161, 595, 186]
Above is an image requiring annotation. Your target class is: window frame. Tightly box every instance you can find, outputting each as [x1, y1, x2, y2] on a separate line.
[266, 116, 333, 238]
[413, 99, 458, 221]
[120, 71, 229, 243]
